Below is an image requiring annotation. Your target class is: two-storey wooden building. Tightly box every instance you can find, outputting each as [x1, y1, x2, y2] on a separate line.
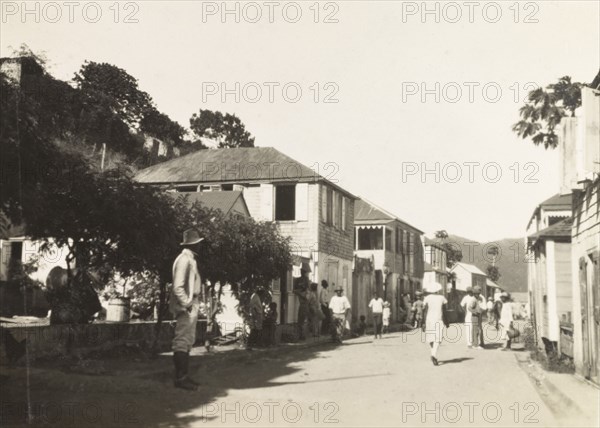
[353, 198, 424, 323]
[135, 147, 357, 325]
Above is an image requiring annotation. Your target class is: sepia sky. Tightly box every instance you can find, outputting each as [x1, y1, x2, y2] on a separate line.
[2, 1, 599, 242]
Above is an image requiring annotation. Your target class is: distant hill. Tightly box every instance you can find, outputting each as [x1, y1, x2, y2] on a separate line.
[445, 234, 527, 293]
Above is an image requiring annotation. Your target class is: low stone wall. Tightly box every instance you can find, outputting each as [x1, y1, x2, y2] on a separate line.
[0, 320, 207, 362]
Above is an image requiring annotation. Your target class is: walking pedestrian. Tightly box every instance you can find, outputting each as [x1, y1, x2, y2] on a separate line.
[329, 285, 351, 343]
[368, 292, 384, 339]
[460, 287, 474, 348]
[422, 282, 449, 366]
[170, 228, 204, 391]
[319, 280, 331, 335]
[498, 292, 515, 351]
[382, 301, 391, 334]
[412, 292, 425, 328]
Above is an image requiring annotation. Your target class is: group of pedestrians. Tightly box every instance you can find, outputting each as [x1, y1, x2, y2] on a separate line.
[460, 286, 515, 351]
[367, 292, 392, 339]
[418, 282, 517, 367]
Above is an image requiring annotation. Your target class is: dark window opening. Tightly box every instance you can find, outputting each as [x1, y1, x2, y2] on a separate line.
[221, 184, 234, 191]
[548, 216, 564, 226]
[10, 242, 23, 261]
[275, 185, 295, 221]
[357, 228, 383, 250]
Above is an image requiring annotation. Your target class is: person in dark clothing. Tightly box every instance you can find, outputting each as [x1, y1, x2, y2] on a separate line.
[319, 280, 332, 335]
[262, 302, 278, 346]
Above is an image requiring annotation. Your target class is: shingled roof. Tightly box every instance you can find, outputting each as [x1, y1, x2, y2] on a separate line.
[135, 147, 355, 198]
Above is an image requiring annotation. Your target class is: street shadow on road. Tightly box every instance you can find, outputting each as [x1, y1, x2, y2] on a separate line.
[0, 340, 344, 428]
[439, 357, 474, 365]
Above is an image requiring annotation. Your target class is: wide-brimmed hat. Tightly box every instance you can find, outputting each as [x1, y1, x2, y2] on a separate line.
[473, 285, 482, 293]
[500, 291, 510, 298]
[466, 286, 473, 293]
[425, 282, 442, 293]
[181, 228, 204, 246]
[415, 291, 423, 296]
[334, 285, 343, 292]
[383, 301, 391, 307]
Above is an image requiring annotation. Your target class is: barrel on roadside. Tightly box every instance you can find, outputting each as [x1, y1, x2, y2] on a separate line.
[106, 297, 130, 322]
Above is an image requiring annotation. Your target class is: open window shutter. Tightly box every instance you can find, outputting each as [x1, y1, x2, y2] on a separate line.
[295, 183, 308, 221]
[260, 184, 274, 221]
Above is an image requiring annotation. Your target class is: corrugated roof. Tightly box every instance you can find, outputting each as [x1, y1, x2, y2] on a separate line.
[486, 278, 500, 288]
[354, 198, 423, 233]
[452, 262, 486, 276]
[539, 193, 572, 209]
[167, 191, 249, 216]
[135, 147, 355, 198]
[528, 217, 573, 241]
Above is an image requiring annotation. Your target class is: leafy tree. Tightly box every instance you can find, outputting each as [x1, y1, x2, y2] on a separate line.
[486, 265, 501, 283]
[512, 76, 582, 149]
[174, 196, 292, 321]
[74, 61, 153, 129]
[433, 230, 462, 268]
[2, 56, 292, 342]
[434, 230, 449, 240]
[189, 110, 255, 148]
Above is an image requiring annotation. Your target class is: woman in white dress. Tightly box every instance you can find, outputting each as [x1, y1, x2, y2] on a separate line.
[422, 282, 449, 366]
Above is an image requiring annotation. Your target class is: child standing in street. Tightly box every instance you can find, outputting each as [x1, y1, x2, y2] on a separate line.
[382, 301, 391, 334]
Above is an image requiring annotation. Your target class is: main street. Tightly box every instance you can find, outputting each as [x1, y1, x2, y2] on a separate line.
[177, 325, 557, 427]
[1, 324, 570, 428]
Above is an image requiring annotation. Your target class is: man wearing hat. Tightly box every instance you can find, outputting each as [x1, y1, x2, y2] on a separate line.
[468, 285, 486, 349]
[329, 285, 351, 343]
[170, 228, 204, 391]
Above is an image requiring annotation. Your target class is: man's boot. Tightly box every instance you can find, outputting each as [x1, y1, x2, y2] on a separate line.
[173, 352, 197, 391]
[184, 352, 201, 386]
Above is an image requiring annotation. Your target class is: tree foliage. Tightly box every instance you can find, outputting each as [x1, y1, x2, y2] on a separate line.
[512, 76, 582, 149]
[433, 230, 462, 268]
[486, 265, 501, 283]
[2, 59, 291, 332]
[189, 110, 255, 148]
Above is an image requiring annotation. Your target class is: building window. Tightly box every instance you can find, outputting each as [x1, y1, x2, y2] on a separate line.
[385, 228, 392, 251]
[357, 228, 383, 250]
[321, 184, 327, 223]
[327, 187, 333, 224]
[275, 185, 295, 221]
[341, 197, 346, 230]
[408, 233, 414, 273]
[332, 190, 339, 227]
